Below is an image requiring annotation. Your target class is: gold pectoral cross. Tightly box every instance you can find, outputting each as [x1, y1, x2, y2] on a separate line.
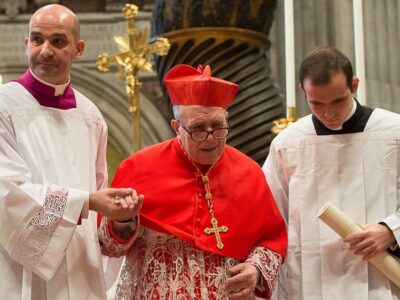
[204, 217, 228, 250]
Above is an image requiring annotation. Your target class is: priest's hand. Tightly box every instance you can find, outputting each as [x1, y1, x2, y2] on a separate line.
[89, 188, 143, 220]
[344, 223, 396, 260]
[225, 262, 259, 300]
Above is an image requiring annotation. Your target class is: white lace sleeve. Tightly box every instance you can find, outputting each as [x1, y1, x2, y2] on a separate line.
[0, 110, 87, 281]
[11, 187, 68, 270]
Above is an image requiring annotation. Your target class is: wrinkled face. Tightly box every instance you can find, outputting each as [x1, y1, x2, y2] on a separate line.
[24, 8, 84, 85]
[172, 106, 228, 165]
[302, 72, 359, 129]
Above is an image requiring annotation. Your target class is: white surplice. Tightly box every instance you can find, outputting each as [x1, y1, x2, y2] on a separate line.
[263, 108, 400, 300]
[0, 82, 108, 300]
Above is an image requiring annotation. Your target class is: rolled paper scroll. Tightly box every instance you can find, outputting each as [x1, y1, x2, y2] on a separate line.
[318, 201, 400, 288]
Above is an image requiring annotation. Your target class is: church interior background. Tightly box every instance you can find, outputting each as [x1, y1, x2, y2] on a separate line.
[1, 0, 399, 179]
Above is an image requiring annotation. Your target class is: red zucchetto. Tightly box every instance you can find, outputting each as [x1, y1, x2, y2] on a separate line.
[163, 64, 239, 109]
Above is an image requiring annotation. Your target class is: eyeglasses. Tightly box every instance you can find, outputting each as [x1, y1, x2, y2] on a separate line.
[178, 121, 230, 141]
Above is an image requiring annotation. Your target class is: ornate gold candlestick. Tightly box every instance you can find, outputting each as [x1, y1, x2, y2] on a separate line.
[271, 106, 298, 134]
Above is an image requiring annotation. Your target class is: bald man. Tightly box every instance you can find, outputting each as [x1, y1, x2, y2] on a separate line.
[0, 4, 141, 300]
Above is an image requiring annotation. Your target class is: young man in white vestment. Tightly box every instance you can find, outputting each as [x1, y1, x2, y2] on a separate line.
[263, 46, 400, 300]
[0, 4, 142, 300]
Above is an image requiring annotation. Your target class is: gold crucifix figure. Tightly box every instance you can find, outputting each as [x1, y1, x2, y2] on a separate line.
[204, 217, 228, 250]
[96, 4, 170, 152]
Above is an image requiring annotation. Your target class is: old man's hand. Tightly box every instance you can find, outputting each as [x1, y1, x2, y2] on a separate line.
[225, 262, 259, 300]
[113, 193, 144, 222]
[89, 188, 143, 220]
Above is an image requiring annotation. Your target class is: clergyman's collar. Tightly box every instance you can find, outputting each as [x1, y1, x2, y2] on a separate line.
[312, 99, 373, 135]
[14, 69, 76, 109]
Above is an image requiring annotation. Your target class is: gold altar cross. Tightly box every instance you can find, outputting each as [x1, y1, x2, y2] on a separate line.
[96, 4, 170, 152]
[204, 217, 228, 250]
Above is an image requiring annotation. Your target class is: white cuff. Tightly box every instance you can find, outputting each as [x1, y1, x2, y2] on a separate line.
[389, 243, 399, 251]
[63, 189, 88, 224]
[382, 214, 400, 246]
[81, 195, 89, 219]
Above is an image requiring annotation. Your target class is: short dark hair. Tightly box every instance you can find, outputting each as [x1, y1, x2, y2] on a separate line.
[299, 47, 353, 89]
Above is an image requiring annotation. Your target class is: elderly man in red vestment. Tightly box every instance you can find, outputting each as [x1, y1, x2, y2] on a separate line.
[99, 64, 287, 299]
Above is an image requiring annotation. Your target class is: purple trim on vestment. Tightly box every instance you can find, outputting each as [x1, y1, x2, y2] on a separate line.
[14, 70, 76, 109]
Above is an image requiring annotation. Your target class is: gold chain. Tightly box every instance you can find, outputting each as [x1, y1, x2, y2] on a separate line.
[201, 175, 228, 249]
[201, 175, 215, 217]
[177, 140, 228, 249]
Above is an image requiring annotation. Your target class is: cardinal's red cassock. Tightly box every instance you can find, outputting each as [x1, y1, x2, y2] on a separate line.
[99, 137, 287, 299]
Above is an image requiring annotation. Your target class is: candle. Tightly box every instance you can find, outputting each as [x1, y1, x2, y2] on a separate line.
[353, 0, 366, 105]
[284, 0, 296, 115]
